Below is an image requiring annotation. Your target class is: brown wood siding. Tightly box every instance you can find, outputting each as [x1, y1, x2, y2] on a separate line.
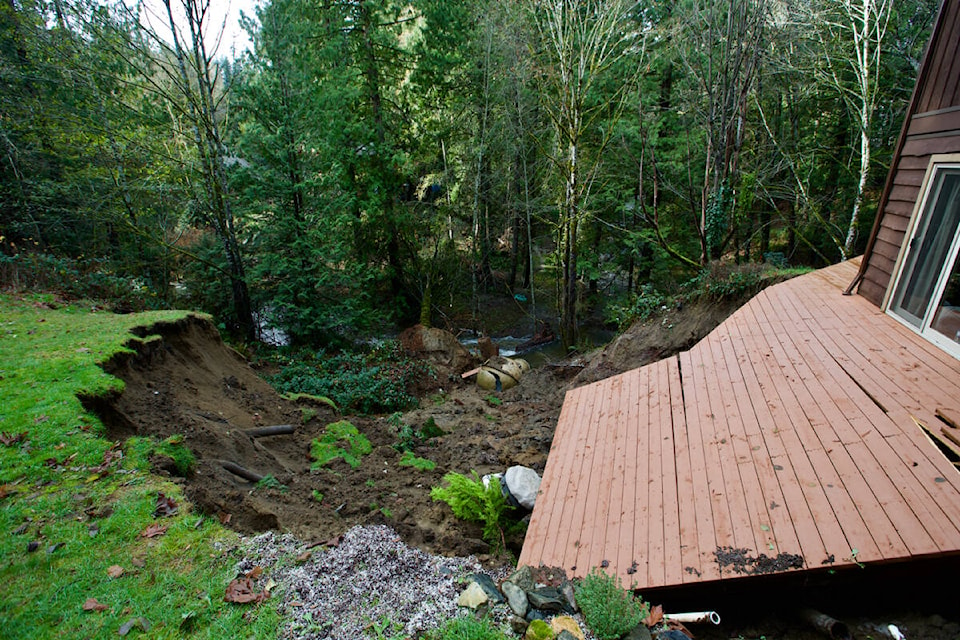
[917, 1, 960, 113]
[859, 0, 960, 306]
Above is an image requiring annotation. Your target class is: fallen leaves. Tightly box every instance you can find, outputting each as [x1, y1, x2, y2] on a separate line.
[82, 598, 108, 613]
[107, 565, 125, 579]
[139, 523, 167, 539]
[224, 567, 269, 604]
[0, 431, 27, 446]
[153, 493, 178, 518]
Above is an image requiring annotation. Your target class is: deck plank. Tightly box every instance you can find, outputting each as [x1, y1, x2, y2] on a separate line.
[670, 355, 703, 583]
[658, 359, 685, 587]
[679, 350, 722, 581]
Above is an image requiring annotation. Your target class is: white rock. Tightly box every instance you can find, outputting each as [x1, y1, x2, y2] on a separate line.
[457, 581, 489, 609]
[504, 465, 541, 510]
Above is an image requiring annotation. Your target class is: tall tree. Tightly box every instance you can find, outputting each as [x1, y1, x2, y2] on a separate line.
[810, 0, 894, 259]
[529, 0, 639, 348]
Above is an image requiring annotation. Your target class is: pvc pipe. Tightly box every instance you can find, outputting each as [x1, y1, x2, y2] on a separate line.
[663, 611, 721, 625]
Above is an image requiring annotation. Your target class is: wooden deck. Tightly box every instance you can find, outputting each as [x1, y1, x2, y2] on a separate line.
[518, 259, 960, 591]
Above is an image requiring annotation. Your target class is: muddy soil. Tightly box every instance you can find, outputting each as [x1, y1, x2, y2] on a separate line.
[84, 297, 960, 639]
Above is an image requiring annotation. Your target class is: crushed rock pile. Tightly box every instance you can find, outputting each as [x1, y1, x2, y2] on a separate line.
[238, 525, 490, 639]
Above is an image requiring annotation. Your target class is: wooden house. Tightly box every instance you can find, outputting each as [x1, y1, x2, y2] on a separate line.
[851, 0, 960, 360]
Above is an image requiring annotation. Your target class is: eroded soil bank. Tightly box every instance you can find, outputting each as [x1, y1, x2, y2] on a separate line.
[82, 298, 960, 639]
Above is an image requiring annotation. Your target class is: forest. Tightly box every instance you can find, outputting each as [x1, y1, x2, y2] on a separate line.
[0, 0, 939, 349]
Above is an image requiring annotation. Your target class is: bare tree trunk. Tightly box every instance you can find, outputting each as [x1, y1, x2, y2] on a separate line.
[162, 0, 254, 340]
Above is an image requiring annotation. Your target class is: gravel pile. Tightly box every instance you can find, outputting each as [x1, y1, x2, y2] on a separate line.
[238, 525, 486, 639]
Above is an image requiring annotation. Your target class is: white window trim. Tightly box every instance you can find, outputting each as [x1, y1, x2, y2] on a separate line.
[883, 154, 960, 360]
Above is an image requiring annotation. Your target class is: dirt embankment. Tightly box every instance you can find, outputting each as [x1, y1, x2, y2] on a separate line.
[81, 295, 741, 566]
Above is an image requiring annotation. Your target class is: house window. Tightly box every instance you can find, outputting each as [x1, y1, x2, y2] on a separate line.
[887, 163, 960, 358]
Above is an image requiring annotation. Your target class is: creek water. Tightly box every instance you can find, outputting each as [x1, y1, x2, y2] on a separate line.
[459, 326, 614, 368]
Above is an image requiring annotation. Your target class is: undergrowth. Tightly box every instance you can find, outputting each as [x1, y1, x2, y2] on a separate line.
[576, 568, 648, 640]
[310, 420, 373, 469]
[607, 261, 811, 329]
[430, 472, 515, 551]
[268, 341, 435, 414]
[427, 615, 511, 640]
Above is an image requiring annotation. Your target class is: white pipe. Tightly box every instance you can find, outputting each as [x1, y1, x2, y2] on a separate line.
[663, 611, 721, 625]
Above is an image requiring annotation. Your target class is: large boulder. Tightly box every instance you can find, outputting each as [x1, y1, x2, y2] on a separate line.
[398, 324, 476, 374]
[505, 465, 542, 510]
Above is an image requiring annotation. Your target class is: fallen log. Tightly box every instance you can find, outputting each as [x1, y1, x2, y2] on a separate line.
[222, 461, 264, 483]
[244, 425, 295, 438]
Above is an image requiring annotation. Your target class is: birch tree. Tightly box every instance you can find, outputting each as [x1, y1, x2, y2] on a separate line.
[529, 0, 638, 349]
[812, 0, 894, 260]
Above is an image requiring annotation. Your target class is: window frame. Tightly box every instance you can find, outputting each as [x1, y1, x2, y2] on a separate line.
[883, 154, 960, 360]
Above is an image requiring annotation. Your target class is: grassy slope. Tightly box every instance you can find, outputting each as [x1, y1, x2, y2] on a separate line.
[0, 294, 278, 639]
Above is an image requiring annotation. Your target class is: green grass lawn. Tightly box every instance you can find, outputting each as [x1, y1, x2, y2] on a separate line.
[0, 293, 279, 639]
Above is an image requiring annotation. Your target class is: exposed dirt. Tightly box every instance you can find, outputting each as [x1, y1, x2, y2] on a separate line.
[82, 296, 960, 639]
[83, 297, 740, 563]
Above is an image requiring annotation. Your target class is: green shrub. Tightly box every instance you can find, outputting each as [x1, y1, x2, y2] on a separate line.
[398, 451, 436, 471]
[606, 283, 670, 329]
[310, 420, 372, 469]
[255, 474, 287, 492]
[0, 252, 164, 311]
[576, 568, 648, 640]
[430, 472, 513, 549]
[427, 615, 511, 640]
[269, 341, 434, 414]
[420, 416, 446, 439]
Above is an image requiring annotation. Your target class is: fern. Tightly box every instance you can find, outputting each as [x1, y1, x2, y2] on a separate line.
[430, 472, 511, 549]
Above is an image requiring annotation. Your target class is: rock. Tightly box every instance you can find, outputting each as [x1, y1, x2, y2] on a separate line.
[398, 324, 476, 373]
[524, 618, 555, 640]
[526, 587, 565, 612]
[457, 581, 489, 609]
[468, 573, 504, 603]
[625, 625, 653, 640]
[556, 632, 580, 640]
[653, 630, 690, 640]
[478, 335, 499, 360]
[559, 581, 578, 612]
[501, 580, 529, 617]
[525, 609, 548, 622]
[507, 565, 536, 592]
[551, 615, 585, 640]
[504, 465, 541, 510]
[510, 616, 530, 635]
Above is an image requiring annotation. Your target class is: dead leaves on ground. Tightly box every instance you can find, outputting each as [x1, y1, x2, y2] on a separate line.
[0, 431, 28, 446]
[153, 493, 178, 518]
[82, 598, 108, 612]
[107, 565, 125, 579]
[139, 523, 167, 539]
[644, 604, 664, 627]
[224, 566, 271, 605]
